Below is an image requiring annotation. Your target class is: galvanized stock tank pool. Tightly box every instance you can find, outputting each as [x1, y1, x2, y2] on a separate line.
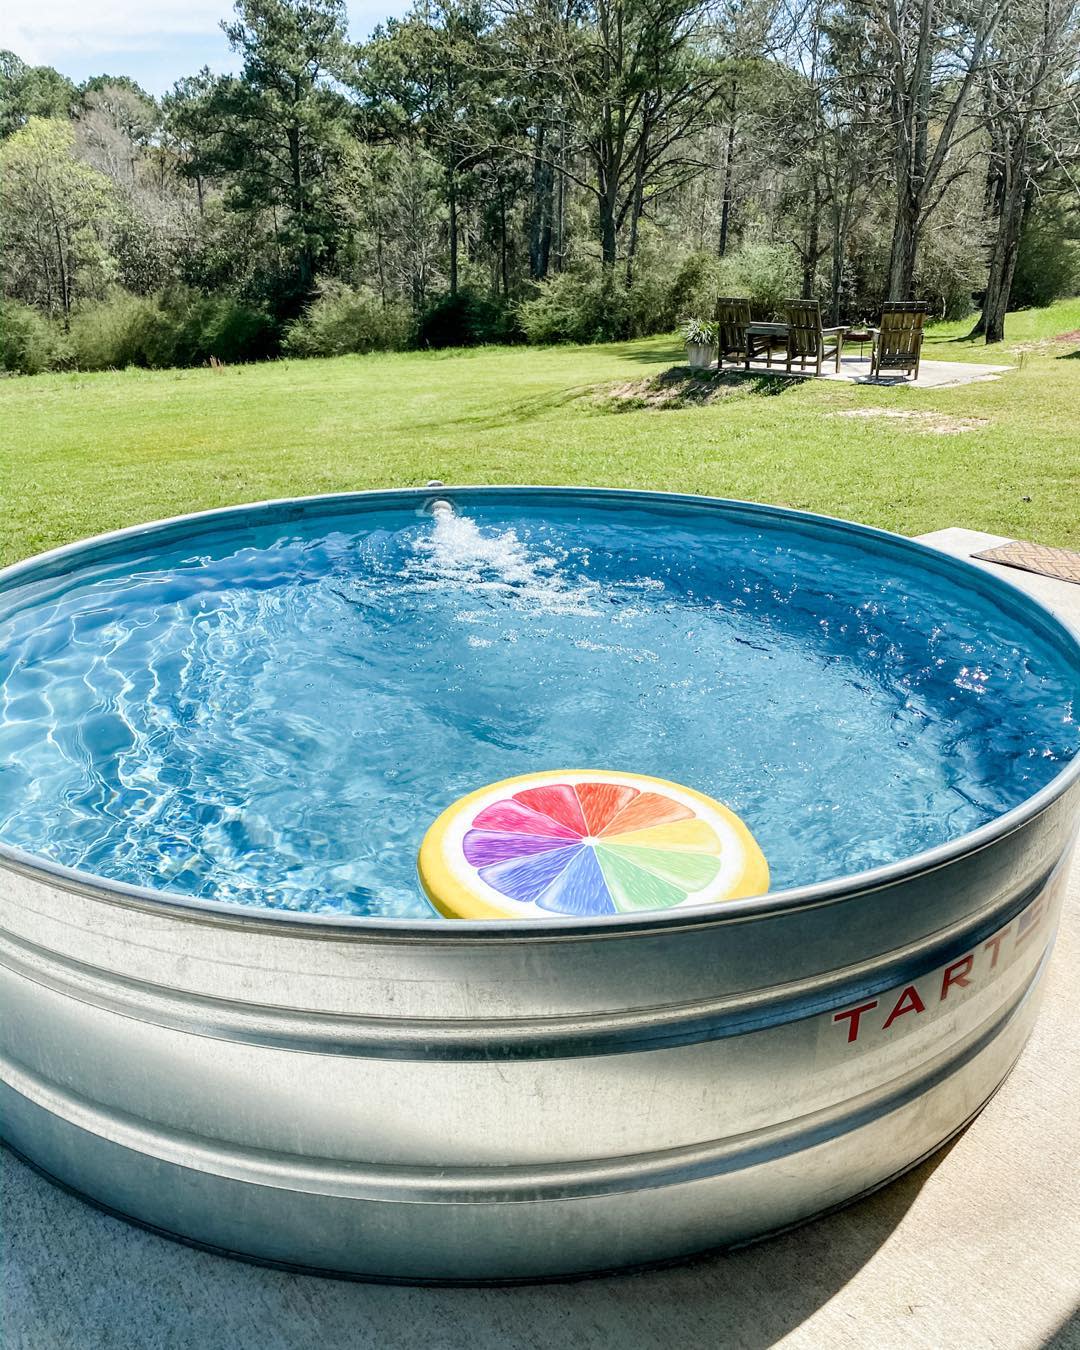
[1, 487, 1078, 1281]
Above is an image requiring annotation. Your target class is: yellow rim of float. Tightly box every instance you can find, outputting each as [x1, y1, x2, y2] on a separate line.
[418, 769, 769, 920]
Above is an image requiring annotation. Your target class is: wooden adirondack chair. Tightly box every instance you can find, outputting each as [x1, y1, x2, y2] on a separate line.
[783, 300, 845, 375]
[714, 297, 752, 367]
[870, 303, 928, 380]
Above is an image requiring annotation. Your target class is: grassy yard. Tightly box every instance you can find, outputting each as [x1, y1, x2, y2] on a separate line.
[2, 298, 1078, 566]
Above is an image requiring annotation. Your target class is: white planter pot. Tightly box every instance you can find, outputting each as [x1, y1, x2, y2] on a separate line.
[686, 343, 716, 370]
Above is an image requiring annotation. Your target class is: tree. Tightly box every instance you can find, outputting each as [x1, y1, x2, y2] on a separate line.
[0, 52, 77, 139]
[360, 0, 495, 297]
[195, 0, 357, 298]
[164, 70, 222, 214]
[975, 0, 1080, 341]
[0, 117, 116, 319]
[337, 140, 447, 307]
[76, 79, 159, 186]
[866, 0, 1008, 298]
[498, 0, 727, 272]
[818, 9, 888, 320]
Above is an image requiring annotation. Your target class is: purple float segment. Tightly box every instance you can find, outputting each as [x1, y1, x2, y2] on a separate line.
[462, 829, 574, 869]
[471, 799, 583, 839]
[537, 846, 615, 916]
[479, 844, 583, 904]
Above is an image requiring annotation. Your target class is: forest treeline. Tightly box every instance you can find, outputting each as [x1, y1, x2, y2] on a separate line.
[1, 0, 1078, 374]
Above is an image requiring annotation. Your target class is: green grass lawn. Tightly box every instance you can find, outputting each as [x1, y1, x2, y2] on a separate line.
[3, 298, 1079, 566]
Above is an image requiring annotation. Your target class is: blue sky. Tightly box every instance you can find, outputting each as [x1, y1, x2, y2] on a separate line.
[0, 0, 412, 94]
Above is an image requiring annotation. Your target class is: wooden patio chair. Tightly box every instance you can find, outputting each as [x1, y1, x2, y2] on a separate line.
[714, 296, 752, 367]
[870, 303, 928, 380]
[783, 299, 845, 375]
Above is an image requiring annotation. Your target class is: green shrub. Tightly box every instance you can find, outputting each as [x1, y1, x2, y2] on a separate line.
[518, 254, 697, 345]
[68, 291, 163, 369]
[666, 251, 725, 323]
[715, 243, 801, 316]
[517, 269, 631, 344]
[0, 299, 70, 374]
[167, 291, 278, 365]
[623, 260, 670, 338]
[68, 289, 277, 370]
[913, 231, 984, 320]
[416, 288, 516, 348]
[1012, 203, 1080, 309]
[283, 281, 410, 357]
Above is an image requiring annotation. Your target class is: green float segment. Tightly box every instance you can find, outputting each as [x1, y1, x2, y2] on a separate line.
[600, 844, 722, 892]
[595, 847, 685, 911]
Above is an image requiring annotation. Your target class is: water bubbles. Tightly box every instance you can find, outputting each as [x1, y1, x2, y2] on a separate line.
[404, 508, 601, 617]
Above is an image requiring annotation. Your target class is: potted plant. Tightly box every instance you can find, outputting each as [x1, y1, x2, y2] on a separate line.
[681, 318, 717, 370]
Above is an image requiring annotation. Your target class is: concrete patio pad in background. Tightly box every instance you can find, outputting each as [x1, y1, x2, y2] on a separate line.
[3, 531, 1078, 1350]
[738, 354, 1011, 388]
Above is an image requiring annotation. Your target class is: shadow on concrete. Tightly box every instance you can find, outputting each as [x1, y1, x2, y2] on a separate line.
[2, 1139, 957, 1350]
[1039, 1305, 1080, 1348]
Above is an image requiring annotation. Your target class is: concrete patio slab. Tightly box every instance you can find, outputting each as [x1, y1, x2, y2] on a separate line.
[734, 355, 1011, 389]
[3, 532, 1078, 1350]
[918, 527, 1079, 624]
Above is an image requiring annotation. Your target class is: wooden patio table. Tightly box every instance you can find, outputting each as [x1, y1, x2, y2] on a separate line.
[744, 321, 789, 369]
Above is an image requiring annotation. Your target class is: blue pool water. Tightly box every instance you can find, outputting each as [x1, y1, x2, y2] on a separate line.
[0, 491, 1077, 918]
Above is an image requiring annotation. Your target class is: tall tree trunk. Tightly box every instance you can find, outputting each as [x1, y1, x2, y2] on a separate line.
[830, 217, 844, 324]
[598, 157, 618, 268]
[886, 0, 931, 297]
[625, 136, 647, 286]
[887, 190, 918, 299]
[801, 180, 823, 297]
[46, 199, 70, 321]
[376, 223, 387, 307]
[54, 223, 70, 322]
[975, 0, 1059, 344]
[718, 83, 737, 257]
[596, 126, 620, 269]
[287, 121, 313, 290]
[529, 122, 554, 280]
[980, 141, 1029, 343]
[883, 0, 1003, 299]
[298, 244, 314, 291]
[447, 166, 459, 296]
[499, 189, 509, 298]
[600, 209, 617, 267]
[554, 119, 566, 271]
[829, 183, 854, 324]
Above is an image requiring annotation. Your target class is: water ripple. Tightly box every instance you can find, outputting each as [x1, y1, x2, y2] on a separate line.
[0, 501, 1076, 917]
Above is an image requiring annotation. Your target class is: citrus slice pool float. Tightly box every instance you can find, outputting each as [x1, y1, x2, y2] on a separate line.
[418, 770, 769, 920]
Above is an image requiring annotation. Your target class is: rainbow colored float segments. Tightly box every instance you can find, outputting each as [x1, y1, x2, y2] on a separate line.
[418, 771, 769, 920]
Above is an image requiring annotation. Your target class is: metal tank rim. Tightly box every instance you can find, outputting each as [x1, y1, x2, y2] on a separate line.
[1, 483, 1077, 938]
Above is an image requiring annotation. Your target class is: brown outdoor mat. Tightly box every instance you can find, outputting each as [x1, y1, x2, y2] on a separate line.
[973, 540, 1080, 585]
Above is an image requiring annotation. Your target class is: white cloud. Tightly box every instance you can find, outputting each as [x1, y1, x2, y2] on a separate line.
[1, 0, 231, 64]
[1, 0, 406, 70]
